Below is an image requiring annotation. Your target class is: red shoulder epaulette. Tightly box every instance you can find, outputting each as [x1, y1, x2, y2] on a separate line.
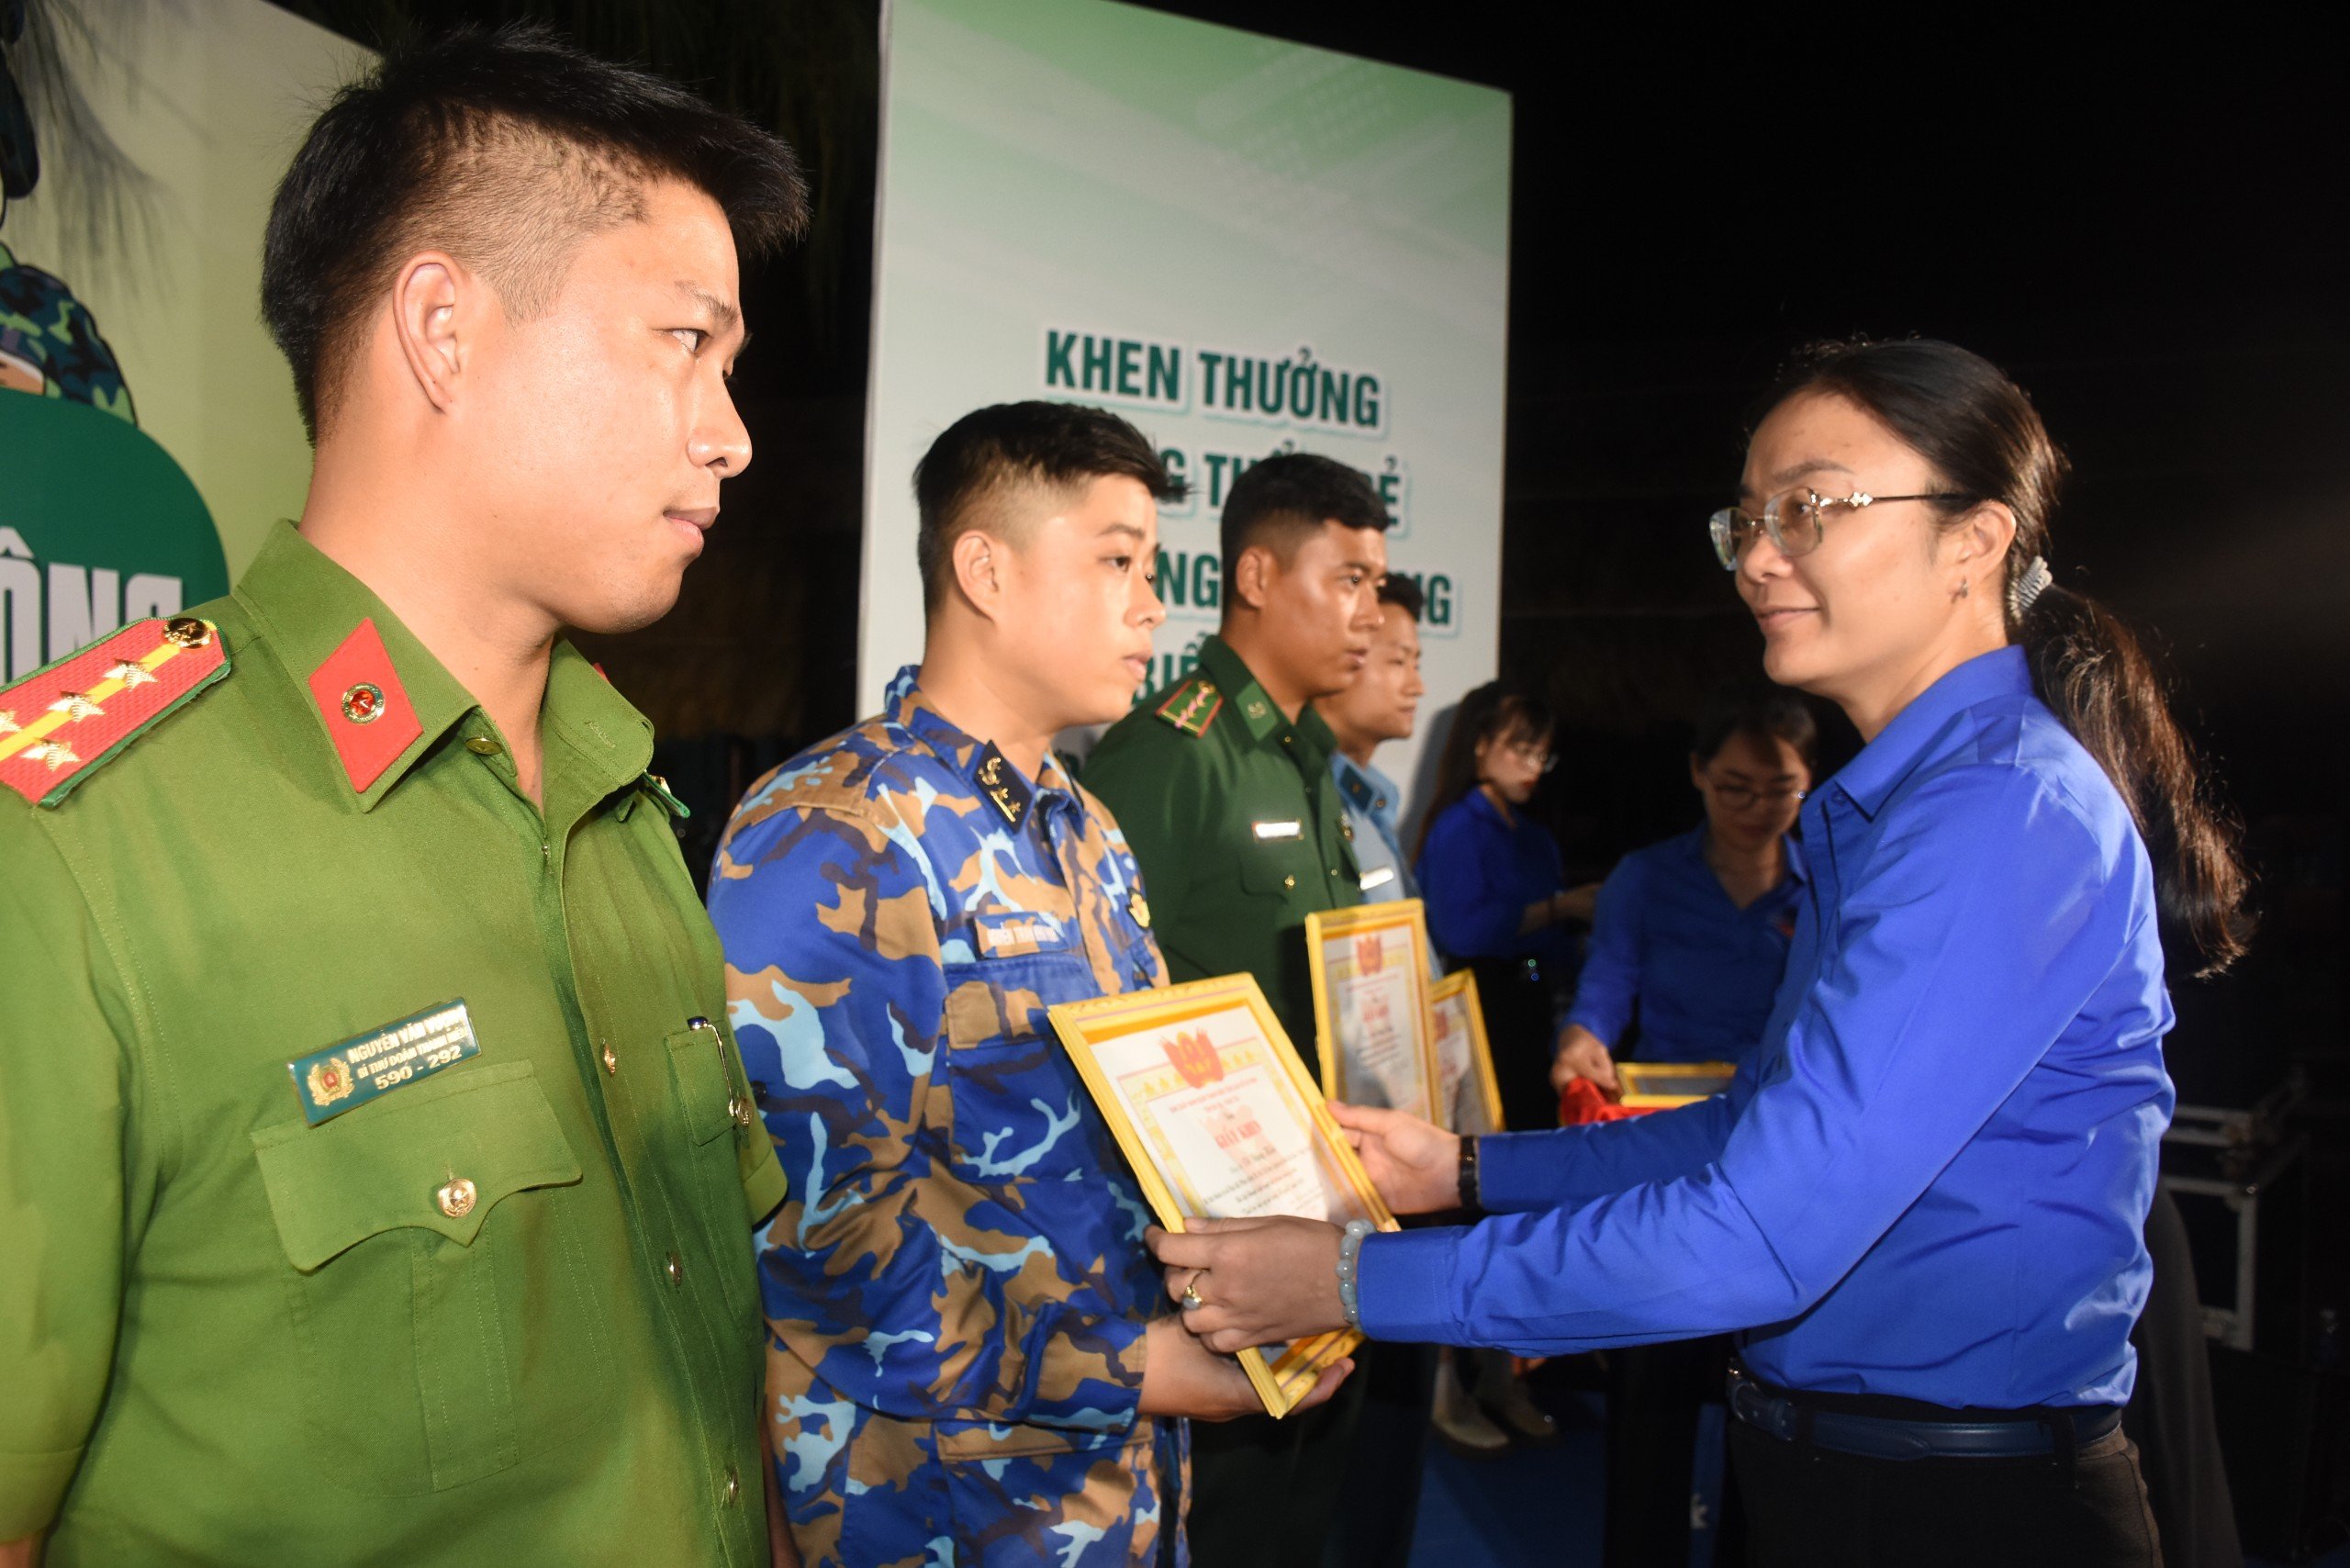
[0, 616, 229, 807]
[1153, 673, 1223, 738]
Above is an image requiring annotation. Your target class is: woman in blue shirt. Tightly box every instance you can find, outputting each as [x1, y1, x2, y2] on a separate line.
[1413, 681, 1592, 1136]
[1553, 682, 1817, 1102]
[1152, 339, 2252, 1566]
[1559, 681, 1817, 1568]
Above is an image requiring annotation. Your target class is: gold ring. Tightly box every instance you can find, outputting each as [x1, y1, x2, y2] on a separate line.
[1181, 1276, 1204, 1312]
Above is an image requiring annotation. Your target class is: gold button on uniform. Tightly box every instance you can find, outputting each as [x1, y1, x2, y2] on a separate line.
[436, 1177, 477, 1218]
[1281, 874, 1295, 889]
[665, 1251, 683, 1285]
[601, 1044, 619, 1075]
[722, 1465, 741, 1506]
[464, 735, 501, 756]
[728, 1095, 752, 1126]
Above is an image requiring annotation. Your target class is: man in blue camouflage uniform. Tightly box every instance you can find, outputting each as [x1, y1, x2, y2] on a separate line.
[711, 403, 1333, 1567]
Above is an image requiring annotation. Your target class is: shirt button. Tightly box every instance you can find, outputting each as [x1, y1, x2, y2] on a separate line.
[437, 1177, 477, 1218]
[722, 1465, 741, 1506]
[601, 1044, 619, 1075]
[665, 1251, 684, 1285]
[464, 735, 501, 756]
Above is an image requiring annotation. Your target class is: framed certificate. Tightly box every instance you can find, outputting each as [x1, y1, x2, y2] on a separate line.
[1304, 900, 1440, 1119]
[1617, 1060, 1738, 1109]
[1047, 974, 1397, 1417]
[1428, 969, 1505, 1135]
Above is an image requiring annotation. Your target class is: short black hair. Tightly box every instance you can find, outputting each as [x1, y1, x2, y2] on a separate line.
[1376, 574, 1424, 622]
[912, 401, 1187, 615]
[1693, 680, 1818, 769]
[263, 22, 808, 441]
[1218, 452, 1392, 583]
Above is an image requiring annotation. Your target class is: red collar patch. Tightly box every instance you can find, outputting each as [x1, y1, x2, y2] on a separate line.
[308, 618, 424, 793]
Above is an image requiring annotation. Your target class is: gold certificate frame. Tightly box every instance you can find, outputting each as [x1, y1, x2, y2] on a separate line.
[1617, 1060, 1738, 1109]
[1304, 899, 1441, 1119]
[1047, 973, 1398, 1418]
[1428, 969, 1505, 1135]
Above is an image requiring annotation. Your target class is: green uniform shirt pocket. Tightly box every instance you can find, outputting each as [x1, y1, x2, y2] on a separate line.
[1237, 839, 1319, 902]
[663, 1024, 764, 1322]
[251, 1060, 587, 1495]
[666, 1022, 739, 1147]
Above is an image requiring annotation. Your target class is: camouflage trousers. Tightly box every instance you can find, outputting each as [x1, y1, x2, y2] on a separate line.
[767, 1349, 1189, 1567]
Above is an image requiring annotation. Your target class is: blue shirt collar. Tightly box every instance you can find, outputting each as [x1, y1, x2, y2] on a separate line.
[883, 663, 1082, 825]
[1332, 753, 1400, 821]
[1824, 646, 2031, 822]
[1674, 823, 1810, 888]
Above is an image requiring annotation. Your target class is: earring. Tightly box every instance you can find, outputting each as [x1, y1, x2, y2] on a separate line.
[1955, 578, 1971, 600]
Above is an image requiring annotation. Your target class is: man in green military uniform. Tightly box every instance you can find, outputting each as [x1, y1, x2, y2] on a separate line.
[1085, 451, 1393, 1568]
[0, 28, 807, 1566]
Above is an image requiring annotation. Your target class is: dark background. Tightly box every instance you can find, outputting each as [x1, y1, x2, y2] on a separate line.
[279, 2, 2347, 1544]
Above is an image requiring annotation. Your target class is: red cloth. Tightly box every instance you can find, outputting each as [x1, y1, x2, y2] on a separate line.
[1559, 1078, 1652, 1126]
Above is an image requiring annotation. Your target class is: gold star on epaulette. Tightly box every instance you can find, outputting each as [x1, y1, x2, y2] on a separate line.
[24, 740, 81, 772]
[105, 661, 160, 689]
[47, 691, 105, 722]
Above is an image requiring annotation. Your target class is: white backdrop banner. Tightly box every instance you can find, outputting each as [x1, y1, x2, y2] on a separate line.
[861, 0, 1512, 802]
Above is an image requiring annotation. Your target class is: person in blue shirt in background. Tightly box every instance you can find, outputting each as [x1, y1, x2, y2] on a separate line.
[1551, 681, 1815, 1097]
[1409, 682, 1601, 1452]
[1309, 573, 1506, 1554]
[1413, 682, 1598, 1136]
[1322, 575, 1428, 908]
[1151, 338, 2254, 1568]
[1552, 680, 1816, 1568]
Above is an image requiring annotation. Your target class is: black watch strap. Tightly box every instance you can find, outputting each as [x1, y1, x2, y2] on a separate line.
[1458, 1135, 1482, 1215]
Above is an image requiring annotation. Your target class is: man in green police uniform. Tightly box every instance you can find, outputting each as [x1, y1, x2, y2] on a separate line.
[1085, 451, 1393, 1568]
[0, 28, 807, 1567]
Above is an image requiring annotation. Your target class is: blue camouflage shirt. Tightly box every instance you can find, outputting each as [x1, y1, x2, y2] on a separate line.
[710, 667, 1183, 1567]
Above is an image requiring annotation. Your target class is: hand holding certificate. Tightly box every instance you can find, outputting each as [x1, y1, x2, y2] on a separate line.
[1048, 974, 1395, 1417]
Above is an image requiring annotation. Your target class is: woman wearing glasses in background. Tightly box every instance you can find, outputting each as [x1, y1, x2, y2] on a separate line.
[1550, 679, 1816, 1568]
[1551, 680, 1817, 1103]
[1151, 338, 2252, 1566]
[1414, 682, 1593, 1138]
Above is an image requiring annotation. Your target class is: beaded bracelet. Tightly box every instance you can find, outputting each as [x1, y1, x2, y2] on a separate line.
[1336, 1218, 1375, 1331]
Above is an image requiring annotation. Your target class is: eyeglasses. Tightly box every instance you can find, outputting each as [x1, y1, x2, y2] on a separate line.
[1502, 741, 1559, 775]
[1707, 487, 1975, 570]
[1703, 779, 1806, 810]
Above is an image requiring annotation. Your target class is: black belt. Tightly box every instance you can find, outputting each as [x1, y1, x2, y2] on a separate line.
[1727, 1363, 2122, 1462]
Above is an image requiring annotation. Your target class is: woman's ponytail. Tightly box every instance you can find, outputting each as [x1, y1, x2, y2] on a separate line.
[2019, 586, 2253, 974]
[1763, 339, 2254, 976]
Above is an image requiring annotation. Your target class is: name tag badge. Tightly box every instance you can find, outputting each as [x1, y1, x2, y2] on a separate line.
[1251, 819, 1303, 841]
[1360, 866, 1396, 891]
[289, 999, 480, 1126]
[972, 909, 1072, 959]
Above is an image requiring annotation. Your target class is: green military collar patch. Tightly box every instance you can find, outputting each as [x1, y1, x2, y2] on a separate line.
[637, 771, 690, 820]
[287, 999, 481, 1126]
[1153, 674, 1223, 737]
